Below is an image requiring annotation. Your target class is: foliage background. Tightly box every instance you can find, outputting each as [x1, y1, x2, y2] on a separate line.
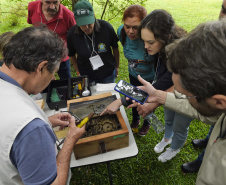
[0, 0, 222, 184]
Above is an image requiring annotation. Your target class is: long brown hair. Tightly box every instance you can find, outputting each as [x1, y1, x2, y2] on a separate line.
[138, 9, 187, 61]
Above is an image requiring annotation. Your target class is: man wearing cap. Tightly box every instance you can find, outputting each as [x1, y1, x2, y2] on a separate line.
[27, 0, 76, 80]
[67, 0, 120, 84]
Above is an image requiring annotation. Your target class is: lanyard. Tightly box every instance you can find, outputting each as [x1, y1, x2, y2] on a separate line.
[83, 34, 91, 53]
[84, 32, 98, 57]
[152, 56, 160, 85]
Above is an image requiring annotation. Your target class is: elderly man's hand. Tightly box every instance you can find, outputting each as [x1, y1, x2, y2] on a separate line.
[137, 102, 160, 118]
[48, 112, 72, 129]
[66, 116, 85, 142]
[137, 103, 153, 118]
[127, 101, 158, 118]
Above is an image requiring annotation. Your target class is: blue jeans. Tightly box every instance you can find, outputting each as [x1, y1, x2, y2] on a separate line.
[57, 59, 71, 80]
[197, 125, 214, 163]
[89, 68, 116, 84]
[164, 107, 193, 150]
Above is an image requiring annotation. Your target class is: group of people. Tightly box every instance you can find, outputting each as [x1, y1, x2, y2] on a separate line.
[27, 0, 120, 83]
[0, 0, 226, 184]
[101, 6, 194, 165]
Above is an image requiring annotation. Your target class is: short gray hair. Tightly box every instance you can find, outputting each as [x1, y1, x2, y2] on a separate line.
[4, 25, 67, 73]
[167, 18, 226, 102]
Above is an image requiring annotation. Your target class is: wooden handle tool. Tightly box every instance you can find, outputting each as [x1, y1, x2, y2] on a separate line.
[77, 112, 94, 128]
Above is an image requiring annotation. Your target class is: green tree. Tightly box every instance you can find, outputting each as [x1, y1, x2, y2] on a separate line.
[2, 0, 147, 23]
[62, 0, 147, 21]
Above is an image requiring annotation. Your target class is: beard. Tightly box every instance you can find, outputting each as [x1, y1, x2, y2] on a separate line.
[47, 8, 58, 15]
[191, 100, 222, 117]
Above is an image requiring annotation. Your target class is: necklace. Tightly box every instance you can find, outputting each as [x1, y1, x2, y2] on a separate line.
[40, 15, 59, 32]
[152, 55, 160, 85]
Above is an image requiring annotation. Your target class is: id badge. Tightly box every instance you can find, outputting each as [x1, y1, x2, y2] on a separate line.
[89, 54, 104, 70]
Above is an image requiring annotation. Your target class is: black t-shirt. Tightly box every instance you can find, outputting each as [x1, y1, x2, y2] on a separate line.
[152, 56, 173, 91]
[67, 19, 119, 80]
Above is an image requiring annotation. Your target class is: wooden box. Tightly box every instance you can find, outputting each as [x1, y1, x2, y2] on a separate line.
[67, 93, 129, 159]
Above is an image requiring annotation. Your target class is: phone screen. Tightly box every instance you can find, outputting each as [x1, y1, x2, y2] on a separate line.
[114, 80, 148, 104]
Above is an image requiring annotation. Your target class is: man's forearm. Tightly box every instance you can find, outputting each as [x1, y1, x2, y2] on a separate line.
[164, 93, 218, 125]
[51, 116, 85, 185]
[155, 90, 167, 105]
[52, 135, 80, 185]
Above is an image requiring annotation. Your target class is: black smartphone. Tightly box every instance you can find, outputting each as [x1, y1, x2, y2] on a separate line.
[114, 80, 149, 105]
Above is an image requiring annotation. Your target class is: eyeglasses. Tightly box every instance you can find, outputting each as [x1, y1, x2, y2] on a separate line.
[173, 87, 197, 99]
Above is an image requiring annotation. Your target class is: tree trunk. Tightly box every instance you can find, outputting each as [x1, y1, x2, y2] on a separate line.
[101, 0, 109, 20]
[71, 0, 80, 11]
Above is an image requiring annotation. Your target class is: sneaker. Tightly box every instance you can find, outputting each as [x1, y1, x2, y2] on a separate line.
[138, 122, 150, 136]
[158, 148, 180, 163]
[130, 120, 140, 129]
[154, 138, 172, 153]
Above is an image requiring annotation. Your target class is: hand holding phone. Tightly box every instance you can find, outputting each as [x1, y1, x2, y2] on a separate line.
[114, 80, 149, 105]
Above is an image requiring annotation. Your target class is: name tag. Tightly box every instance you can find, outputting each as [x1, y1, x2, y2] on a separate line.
[89, 54, 104, 70]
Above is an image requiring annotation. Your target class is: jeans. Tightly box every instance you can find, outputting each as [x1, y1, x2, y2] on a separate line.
[89, 68, 116, 84]
[57, 59, 71, 80]
[196, 125, 214, 164]
[164, 107, 193, 150]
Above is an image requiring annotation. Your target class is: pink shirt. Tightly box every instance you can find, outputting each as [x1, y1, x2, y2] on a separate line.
[27, 0, 76, 61]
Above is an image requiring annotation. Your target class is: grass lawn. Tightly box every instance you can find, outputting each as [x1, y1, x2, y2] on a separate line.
[0, 0, 222, 184]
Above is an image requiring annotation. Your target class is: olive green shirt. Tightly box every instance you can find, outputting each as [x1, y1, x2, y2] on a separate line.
[165, 93, 226, 185]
